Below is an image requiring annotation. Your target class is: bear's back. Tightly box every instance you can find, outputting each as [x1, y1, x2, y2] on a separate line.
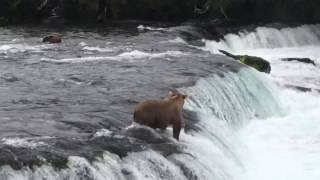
[134, 99, 177, 125]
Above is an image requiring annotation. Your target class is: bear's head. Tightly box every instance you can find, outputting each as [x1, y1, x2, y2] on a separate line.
[167, 91, 188, 110]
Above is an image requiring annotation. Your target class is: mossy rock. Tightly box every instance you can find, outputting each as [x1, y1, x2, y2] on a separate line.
[240, 55, 271, 73]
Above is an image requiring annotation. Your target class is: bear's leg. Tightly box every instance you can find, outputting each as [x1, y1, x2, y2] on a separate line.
[173, 120, 181, 140]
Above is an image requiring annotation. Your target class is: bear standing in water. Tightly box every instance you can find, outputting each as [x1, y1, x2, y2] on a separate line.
[133, 91, 188, 140]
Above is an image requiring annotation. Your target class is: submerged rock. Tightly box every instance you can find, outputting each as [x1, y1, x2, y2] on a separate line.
[1, 73, 19, 82]
[284, 84, 320, 93]
[281, 58, 316, 66]
[42, 35, 61, 43]
[219, 49, 271, 73]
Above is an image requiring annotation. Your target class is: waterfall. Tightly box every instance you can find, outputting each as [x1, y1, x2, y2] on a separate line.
[201, 23, 320, 180]
[204, 24, 320, 54]
[183, 68, 283, 126]
[0, 67, 284, 180]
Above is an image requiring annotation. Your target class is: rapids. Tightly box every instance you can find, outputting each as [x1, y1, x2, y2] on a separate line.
[0, 23, 319, 180]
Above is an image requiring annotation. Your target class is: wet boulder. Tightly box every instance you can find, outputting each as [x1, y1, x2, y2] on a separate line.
[281, 58, 316, 66]
[42, 35, 62, 43]
[219, 49, 241, 60]
[284, 84, 320, 93]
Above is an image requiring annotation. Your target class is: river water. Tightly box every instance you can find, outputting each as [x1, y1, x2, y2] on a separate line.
[0, 23, 319, 180]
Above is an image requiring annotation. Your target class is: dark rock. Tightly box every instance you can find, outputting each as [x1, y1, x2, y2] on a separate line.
[284, 84, 320, 93]
[42, 35, 62, 43]
[1, 73, 19, 82]
[87, 136, 145, 159]
[281, 58, 316, 66]
[219, 49, 242, 60]
[0, 145, 68, 170]
[124, 126, 168, 144]
[285, 85, 312, 92]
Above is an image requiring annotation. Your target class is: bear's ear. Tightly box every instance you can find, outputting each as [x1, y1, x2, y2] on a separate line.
[168, 91, 179, 100]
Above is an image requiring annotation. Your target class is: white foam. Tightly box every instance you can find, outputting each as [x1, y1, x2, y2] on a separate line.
[174, 121, 244, 180]
[41, 56, 109, 63]
[203, 24, 320, 54]
[0, 43, 54, 53]
[82, 46, 114, 52]
[122, 151, 187, 180]
[79, 42, 88, 46]
[41, 50, 186, 63]
[137, 25, 168, 31]
[238, 90, 320, 180]
[1, 137, 51, 148]
[94, 129, 113, 137]
[11, 38, 23, 42]
[167, 37, 187, 44]
[118, 50, 184, 59]
[0, 150, 188, 180]
[0, 152, 127, 180]
[0, 45, 12, 51]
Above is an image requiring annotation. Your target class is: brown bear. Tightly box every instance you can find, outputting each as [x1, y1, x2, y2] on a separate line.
[133, 91, 188, 140]
[42, 35, 62, 43]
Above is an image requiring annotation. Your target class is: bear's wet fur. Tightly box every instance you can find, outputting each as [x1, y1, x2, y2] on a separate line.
[133, 91, 188, 140]
[42, 35, 62, 43]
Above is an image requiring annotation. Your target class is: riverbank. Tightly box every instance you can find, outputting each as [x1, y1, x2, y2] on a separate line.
[1, 0, 319, 26]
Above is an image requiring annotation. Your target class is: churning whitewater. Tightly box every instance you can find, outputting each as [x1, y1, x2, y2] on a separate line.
[0, 23, 319, 180]
[204, 24, 320, 180]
